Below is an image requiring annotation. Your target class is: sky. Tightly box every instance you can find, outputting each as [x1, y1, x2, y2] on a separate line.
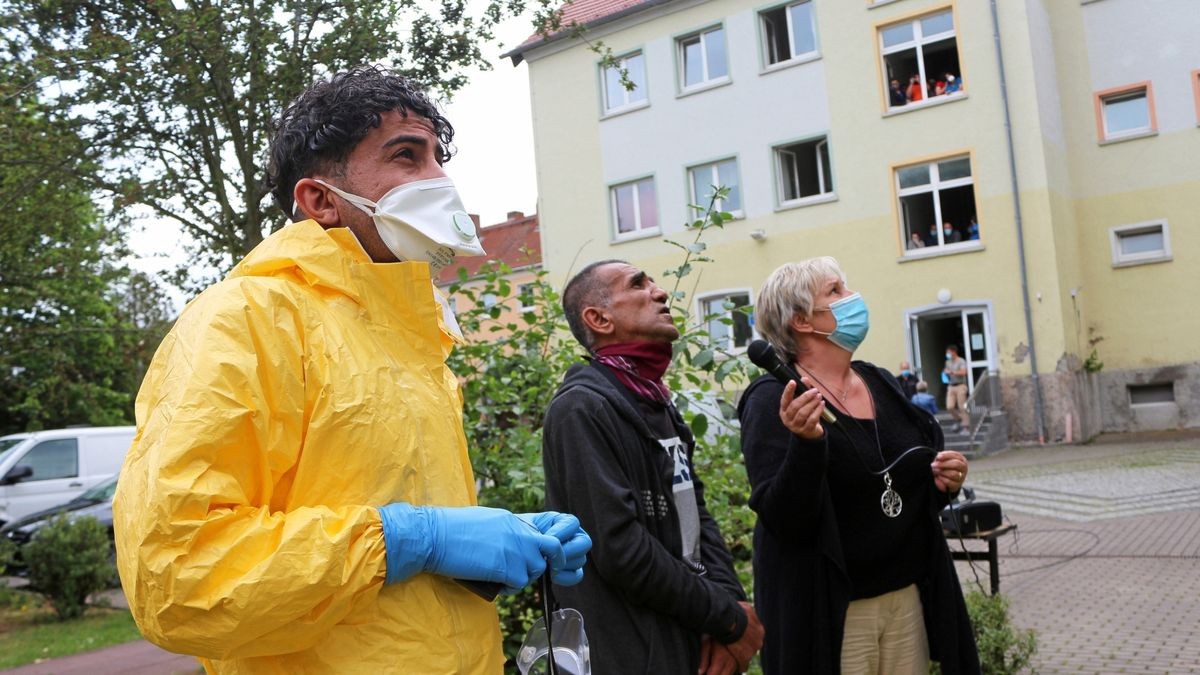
[126, 11, 541, 305]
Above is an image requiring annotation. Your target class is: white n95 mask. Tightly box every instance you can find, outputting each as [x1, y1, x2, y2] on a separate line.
[316, 177, 485, 272]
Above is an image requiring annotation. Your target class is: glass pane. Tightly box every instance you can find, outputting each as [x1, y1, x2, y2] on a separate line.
[778, 148, 799, 201]
[1104, 93, 1150, 135]
[1119, 229, 1164, 255]
[704, 299, 732, 349]
[682, 37, 703, 87]
[626, 53, 647, 103]
[897, 164, 930, 189]
[901, 192, 937, 247]
[937, 157, 972, 181]
[692, 165, 714, 205]
[604, 65, 625, 110]
[705, 28, 728, 79]
[614, 184, 636, 233]
[23, 439, 78, 480]
[730, 294, 752, 348]
[920, 10, 954, 38]
[789, 2, 816, 56]
[717, 159, 740, 211]
[881, 22, 913, 48]
[637, 178, 657, 230]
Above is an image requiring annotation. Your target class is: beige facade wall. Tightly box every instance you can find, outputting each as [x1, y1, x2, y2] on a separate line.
[522, 0, 1199, 441]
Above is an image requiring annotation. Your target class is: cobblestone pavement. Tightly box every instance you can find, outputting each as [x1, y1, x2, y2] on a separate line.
[953, 432, 1200, 674]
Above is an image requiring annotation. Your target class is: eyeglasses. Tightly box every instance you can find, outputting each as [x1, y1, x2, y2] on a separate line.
[516, 573, 590, 675]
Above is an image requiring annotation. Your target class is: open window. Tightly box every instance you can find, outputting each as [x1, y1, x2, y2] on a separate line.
[760, 1, 817, 67]
[880, 9, 963, 111]
[601, 51, 648, 115]
[678, 26, 729, 91]
[775, 136, 833, 205]
[688, 158, 742, 214]
[896, 155, 978, 254]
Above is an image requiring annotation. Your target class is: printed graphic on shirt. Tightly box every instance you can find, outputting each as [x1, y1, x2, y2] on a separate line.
[660, 436, 703, 572]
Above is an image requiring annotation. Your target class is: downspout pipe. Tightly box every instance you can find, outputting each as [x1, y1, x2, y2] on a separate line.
[989, 0, 1047, 442]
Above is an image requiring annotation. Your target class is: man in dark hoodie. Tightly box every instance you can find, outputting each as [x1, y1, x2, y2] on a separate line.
[542, 260, 764, 674]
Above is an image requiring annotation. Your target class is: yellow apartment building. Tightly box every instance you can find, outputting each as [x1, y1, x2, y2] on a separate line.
[505, 0, 1200, 445]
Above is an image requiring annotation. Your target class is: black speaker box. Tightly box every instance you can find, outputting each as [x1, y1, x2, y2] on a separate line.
[941, 500, 1002, 535]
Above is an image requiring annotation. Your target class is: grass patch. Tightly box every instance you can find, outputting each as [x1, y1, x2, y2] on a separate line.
[0, 588, 144, 669]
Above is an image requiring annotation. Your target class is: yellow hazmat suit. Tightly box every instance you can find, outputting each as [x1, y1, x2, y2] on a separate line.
[113, 220, 503, 673]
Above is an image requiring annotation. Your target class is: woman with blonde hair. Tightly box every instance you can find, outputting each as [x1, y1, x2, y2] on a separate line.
[738, 257, 979, 674]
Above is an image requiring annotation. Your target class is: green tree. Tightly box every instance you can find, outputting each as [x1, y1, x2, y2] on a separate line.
[0, 0, 557, 284]
[0, 60, 163, 433]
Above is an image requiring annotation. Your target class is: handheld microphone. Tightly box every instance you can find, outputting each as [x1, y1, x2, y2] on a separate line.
[747, 339, 837, 424]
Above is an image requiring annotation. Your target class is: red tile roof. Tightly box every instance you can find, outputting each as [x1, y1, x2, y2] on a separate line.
[436, 212, 542, 285]
[505, 0, 660, 61]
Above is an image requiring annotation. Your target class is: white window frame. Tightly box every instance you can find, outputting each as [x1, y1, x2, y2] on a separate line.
[1109, 220, 1171, 268]
[760, 0, 818, 69]
[1097, 85, 1154, 142]
[610, 177, 659, 241]
[695, 289, 755, 352]
[601, 51, 648, 115]
[482, 292, 498, 309]
[677, 26, 729, 92]
[775, 136, 834, 207]
[896, 154, 977, 254]
[879, 9, 961, 111]
[688, 158, 742, 216]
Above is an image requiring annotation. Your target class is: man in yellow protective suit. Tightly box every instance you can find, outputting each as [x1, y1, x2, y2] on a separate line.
[113, 65, 591, 674]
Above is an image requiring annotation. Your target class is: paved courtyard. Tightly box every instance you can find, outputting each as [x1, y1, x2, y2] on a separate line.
[954, 432, 1200, 674]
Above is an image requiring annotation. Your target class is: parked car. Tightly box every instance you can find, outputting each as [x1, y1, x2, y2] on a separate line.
[0, 426, 134, 528]
[0, 474, 118, 573]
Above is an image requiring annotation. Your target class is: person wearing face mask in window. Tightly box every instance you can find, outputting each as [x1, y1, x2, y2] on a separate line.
[112, 65, 591, 674]
[738, 257, 978, 675]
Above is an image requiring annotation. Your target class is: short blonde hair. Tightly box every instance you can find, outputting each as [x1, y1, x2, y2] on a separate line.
[756, 256, 846, 362]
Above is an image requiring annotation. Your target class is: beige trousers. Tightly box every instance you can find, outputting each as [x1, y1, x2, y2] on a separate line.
[945, 383, 970, 427]
[840, 584, 930, 675]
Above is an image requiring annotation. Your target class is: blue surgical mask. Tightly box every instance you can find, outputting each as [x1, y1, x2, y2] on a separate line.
[813, 292, 870, 353]
[945, 352, 952, 360]
[901, 369, 912, 377]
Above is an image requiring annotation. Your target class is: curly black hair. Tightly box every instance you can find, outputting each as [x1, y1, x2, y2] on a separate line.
[266, 65, 455, 218]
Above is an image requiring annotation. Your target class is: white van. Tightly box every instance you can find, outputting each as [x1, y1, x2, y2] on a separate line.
[0, 426, 135, 527]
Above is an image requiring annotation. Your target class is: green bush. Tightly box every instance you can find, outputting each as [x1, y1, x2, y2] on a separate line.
[932, 591, 1037, 675]
[21, 515, 115, 620]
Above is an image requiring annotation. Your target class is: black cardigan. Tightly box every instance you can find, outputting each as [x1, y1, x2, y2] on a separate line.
[737, 361, 980, 674]
[543, 362, 748, 675]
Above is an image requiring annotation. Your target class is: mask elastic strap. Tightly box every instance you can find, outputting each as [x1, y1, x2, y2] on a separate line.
[313, 179, 378, 218]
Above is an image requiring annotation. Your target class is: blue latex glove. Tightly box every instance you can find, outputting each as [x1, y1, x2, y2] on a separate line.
[517, 512, 591, 586]
[378, 503, 565, 591]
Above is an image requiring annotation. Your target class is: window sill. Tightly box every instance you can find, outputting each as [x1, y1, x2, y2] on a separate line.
[898, 241, 984, 262]
[611, 229, 662, 245]
[776, 193, 837, 211]
[868, 0, 906, 8]
[883, 92, 967, 117]
[600, 100, 650, 121]
[1099, 129, 1158, 146]
[760, 52, 821, 76]
[677, 77, 732, 99]
[1112, 254, 1172, 268]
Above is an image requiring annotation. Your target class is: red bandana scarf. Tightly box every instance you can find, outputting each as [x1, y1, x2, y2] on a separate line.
[592, 342, 673, 404]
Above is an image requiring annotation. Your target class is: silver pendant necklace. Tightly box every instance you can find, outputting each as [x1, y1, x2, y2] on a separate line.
[799, 362, 901, 518]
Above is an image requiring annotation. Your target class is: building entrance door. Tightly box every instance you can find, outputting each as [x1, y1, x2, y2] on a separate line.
[907, 306, 994, 404]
